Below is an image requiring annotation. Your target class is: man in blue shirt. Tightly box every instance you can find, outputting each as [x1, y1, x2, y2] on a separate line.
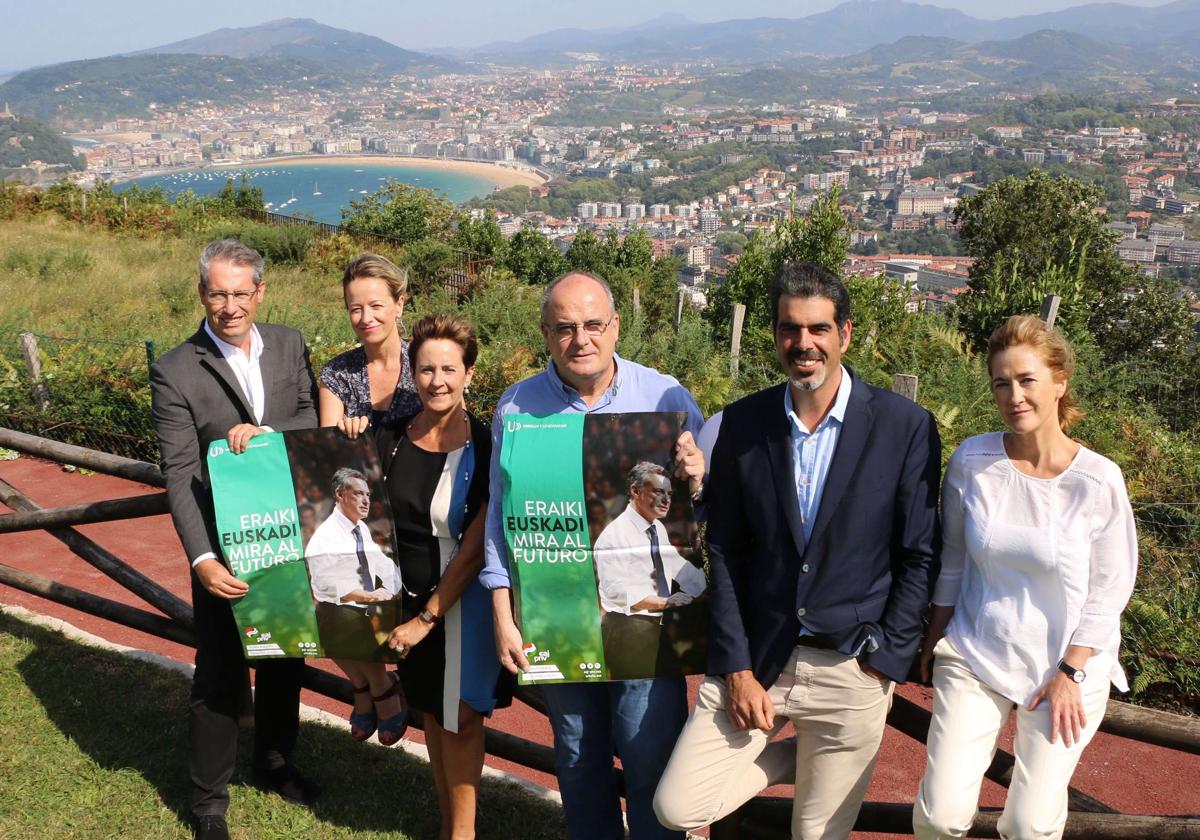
[481, 270, 705, 840]
[654, 262, 940, 839]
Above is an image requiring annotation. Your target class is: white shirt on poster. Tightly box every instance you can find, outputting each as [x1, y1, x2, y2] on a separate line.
[594, 503, 706, 617]
[933, 432, 1138, 705]
[305, 507, 398, 604]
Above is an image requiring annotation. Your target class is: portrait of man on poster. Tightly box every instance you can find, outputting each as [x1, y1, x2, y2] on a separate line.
[593, 460, 706, 679]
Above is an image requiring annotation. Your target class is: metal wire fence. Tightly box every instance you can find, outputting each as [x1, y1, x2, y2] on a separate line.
[0, 328, 159, 463]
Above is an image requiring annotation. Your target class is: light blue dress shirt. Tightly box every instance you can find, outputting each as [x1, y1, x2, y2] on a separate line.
[480, 354, 704, 590]
[785, 365, 852, 544]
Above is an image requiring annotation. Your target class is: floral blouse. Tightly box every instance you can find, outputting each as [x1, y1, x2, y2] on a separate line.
[319, 343, 421, 426]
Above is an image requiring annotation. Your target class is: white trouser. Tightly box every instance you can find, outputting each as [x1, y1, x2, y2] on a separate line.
[654, 645, 894, 840]
[912, 637, 1109, 840]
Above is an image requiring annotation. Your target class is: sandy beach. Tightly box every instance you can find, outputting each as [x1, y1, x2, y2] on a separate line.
[212, 154, 547, 189]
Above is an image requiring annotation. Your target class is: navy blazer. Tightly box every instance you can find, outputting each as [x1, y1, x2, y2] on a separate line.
[705, 368, 941, 685]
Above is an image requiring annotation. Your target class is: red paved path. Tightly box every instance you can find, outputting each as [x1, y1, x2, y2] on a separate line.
[2, 456, 1197, 838]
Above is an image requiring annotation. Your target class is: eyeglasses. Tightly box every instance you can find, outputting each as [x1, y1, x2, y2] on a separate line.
[203, 289, 258, 306]
[547, 315, 615, 342]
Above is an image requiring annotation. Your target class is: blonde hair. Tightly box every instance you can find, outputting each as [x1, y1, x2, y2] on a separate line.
[986, 314, 1083, 431]
[341, 253, 408, 302]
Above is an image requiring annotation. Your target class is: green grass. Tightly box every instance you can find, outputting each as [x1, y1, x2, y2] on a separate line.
[0, 214, 354, 350]
[0, 610, 566, 839]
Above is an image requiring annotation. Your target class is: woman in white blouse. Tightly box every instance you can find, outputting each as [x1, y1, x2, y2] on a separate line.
[912, 314, 1138, 840]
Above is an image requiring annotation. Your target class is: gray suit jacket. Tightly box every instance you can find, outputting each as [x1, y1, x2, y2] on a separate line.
[150, 321, 317, 567]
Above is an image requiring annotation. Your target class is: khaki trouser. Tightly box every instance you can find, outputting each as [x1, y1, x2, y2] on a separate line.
[654, 645, 894, 840]
[912, 637, 1109, 840]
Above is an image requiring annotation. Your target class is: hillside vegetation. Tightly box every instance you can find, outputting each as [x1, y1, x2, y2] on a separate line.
[0, 54, 346, 123]
[0, 116, 84, 175]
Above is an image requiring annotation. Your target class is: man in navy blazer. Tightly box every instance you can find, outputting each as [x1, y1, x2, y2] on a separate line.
[655, 262, 940, 839]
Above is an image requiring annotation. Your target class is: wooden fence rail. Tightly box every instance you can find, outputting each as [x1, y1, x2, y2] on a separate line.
[1, 428, 1199, 839]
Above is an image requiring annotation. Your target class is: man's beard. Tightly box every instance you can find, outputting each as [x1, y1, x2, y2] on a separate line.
[788, 350, 826, 392]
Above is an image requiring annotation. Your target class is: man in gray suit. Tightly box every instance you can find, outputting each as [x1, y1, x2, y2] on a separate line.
[150, 239, 319, 840]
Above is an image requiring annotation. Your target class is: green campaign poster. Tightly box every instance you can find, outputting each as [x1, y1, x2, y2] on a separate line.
[501, 412, 709, 684]
[207, 428, 402, 661]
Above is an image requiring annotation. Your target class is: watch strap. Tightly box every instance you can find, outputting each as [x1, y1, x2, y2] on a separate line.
[418, 608, 441, 626]
[1057, 659, 1085, 683]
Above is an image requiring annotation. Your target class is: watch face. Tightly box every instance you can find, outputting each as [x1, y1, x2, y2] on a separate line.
[1073, 670, 1086, 683]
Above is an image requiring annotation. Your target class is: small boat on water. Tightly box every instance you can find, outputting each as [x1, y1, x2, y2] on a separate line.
[313, 182, 322, 196]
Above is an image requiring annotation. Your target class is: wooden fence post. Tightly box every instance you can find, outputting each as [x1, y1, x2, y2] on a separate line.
[18, 332, 50, 412]
[891, 374, 919, 402]
[632, 286, 641, 316]
[1041, 294, 1061, 328]
[730, 304, 746, 377]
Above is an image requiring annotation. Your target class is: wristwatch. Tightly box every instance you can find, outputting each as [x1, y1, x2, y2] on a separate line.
[1057, 659, 1086, 683]
[418, 608, 441, 627]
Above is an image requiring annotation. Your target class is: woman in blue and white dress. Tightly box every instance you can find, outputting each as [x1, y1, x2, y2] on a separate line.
[913, 314, 1138, 840]
[377, 313, 512, 839]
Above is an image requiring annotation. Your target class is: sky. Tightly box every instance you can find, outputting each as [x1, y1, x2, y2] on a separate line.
[0, 0, 1176, 73]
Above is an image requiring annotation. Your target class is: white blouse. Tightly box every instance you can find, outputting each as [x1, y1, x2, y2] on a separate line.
[933, 432, 1138, 704]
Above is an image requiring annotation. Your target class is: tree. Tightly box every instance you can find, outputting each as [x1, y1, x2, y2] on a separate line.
[341, 181, 457, 246]
[954, 245, 1096, 350]
[214, 175, 263, 213]
[705, 187, 849, 363]
[715, 231, 748, 255]
[565, 228, 611, 276]
[955, 171, 1121, 287]
[772, 188, 849, 273]
[953, 171, 1197, 392]
[451, 214, 508, 264]
[612, 228, 654, 275]
[401, 238, 460, 297]
[503, 226, 567, 286]
[1092, 277, 1197, 371]
[953, 170, 1130, 345]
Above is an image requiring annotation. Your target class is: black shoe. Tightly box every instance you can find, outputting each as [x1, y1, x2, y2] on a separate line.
[194, 815, 231, 840]
[251, 764, 321, 805]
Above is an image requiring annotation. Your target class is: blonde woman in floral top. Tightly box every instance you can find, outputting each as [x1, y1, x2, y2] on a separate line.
[316, 252, 420, 744]
[319, 253, 421, 438]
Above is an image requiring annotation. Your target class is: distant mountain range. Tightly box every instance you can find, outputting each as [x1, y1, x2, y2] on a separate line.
[454, 0, 1200, 62]
[1, 5, 1196, 125]
[136, 18, 461, 75]
[833, 29, 1154, 79]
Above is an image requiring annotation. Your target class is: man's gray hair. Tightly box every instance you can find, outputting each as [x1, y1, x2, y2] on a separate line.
[627, 461, 668, 491]
[199, 238, 265, 288]
[540, 270, 616, 320]
[331, 467, 368, 496]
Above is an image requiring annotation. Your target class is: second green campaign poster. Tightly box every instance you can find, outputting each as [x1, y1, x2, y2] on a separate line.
[501, 412, 709, 684]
